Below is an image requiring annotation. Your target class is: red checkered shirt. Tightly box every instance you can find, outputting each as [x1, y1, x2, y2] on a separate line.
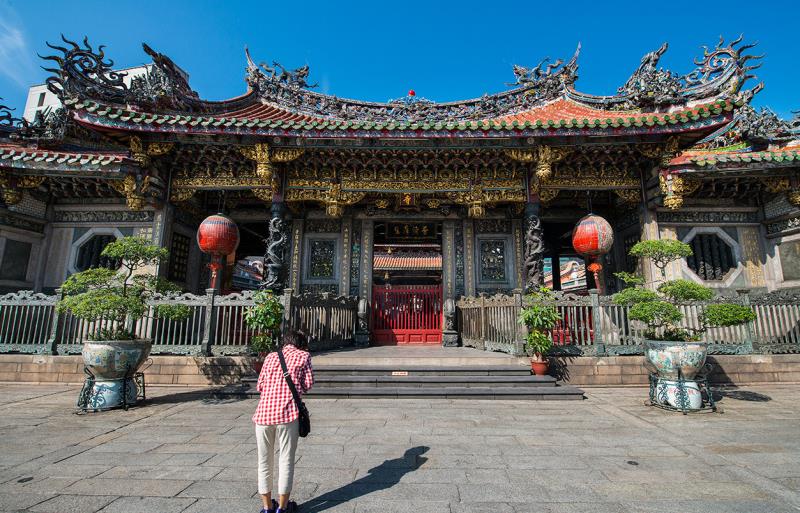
[252, 344, 314, 426]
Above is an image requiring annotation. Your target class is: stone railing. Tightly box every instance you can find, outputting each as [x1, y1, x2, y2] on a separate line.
[0, 288, 358, 356]
[457, 289, 800, 356]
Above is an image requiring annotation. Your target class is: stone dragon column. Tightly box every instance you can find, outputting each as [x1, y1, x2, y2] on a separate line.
[523, 201, 545, 292]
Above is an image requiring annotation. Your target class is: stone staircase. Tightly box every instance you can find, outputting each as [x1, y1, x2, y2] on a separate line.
[225, 348, 584, 400]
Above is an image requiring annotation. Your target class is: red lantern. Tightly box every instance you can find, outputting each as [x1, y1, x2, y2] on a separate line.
[572, 214, 614, 293]
[197, 214, 240, 289]
[572, 214, 613, 257]
[408, 89, 416, 97]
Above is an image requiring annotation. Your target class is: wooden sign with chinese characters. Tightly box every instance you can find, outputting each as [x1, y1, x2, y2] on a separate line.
[387, 222, 438, 240]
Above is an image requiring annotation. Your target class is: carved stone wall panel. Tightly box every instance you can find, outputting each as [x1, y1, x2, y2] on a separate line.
[657, 210, 760, 225]
[53, 210, 155, 224]
[349, 220, 362, 297]
[739, 226, 766, 288]
[454, 221, 464, 298]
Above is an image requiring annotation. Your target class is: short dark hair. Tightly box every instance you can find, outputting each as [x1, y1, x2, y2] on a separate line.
[280, 330, 309, 350]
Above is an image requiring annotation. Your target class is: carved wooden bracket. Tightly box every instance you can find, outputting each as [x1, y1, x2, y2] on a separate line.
[240, 143, 304, 189]
[614, 189, 642, 204]
[506, 146, 571, 181]
[285, 184, 364, 217]
[0, 172, 46, 205]
[110, 174, 151, 211]
[659, 172, 700, 210]
[130, 136, 174, 168]
[170, 188, 196, 203]
[638, 136, 681, 168]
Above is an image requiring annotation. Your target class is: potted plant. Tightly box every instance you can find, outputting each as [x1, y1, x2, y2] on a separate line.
[613, 240, 756, 409]
[518, 287, 562, 375]
[244, 289, 284, 374]
[57, 236, 189, 410]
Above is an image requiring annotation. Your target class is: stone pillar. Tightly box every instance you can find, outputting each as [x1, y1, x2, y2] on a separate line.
[358, 220, 374, 304]
[288, 218, 304, 291]
[262, 202, 288, 292]
[442, 221, 458, 347]
[339, 217, 352, 296]
[512, 219, 524, 291]
[442, 220, 456, 300]
[639, 204, 661, 286]
[464, 219, 476, 296]
[523, 201, 545, 293]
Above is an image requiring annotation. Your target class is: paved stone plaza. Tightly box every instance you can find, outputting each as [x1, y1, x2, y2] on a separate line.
[0, 384, 799, 513]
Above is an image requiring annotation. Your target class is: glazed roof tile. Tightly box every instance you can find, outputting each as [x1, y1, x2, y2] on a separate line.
[373, 253, 442, 271]
[670, 145, 800, 168]
[0, 144, 131, 172]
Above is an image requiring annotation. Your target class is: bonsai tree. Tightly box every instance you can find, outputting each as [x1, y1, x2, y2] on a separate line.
[613, 240, 755, 341]
[244, 289, 284, 354]
[518, 287, 562, 361]
[57, 236, 190, 340]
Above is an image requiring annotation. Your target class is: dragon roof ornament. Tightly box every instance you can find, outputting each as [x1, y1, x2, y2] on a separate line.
[41, 35, 765, 122]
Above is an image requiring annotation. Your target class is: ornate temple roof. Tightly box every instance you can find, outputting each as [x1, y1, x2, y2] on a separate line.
[34, 36, 765, 139]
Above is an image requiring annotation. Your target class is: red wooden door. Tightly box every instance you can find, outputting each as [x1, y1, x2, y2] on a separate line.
[371, 285, 442, 345]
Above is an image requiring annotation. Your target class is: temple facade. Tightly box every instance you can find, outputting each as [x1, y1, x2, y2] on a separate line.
[0, 36, 798, 346]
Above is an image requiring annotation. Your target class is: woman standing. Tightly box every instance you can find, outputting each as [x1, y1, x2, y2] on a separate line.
[252, 331, 314, 513]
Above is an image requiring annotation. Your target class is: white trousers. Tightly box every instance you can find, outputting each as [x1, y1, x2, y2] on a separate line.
[255, 419, 299, 495]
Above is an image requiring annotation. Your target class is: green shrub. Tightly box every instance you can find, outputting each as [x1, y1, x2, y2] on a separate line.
[657, 279, 715, 302]
[518, 287, 561, 359]
[701, 303, 757, 327]
[57, 237, 189, 340]
[244, 290, 284, 353]
[629, 239, 692, 277]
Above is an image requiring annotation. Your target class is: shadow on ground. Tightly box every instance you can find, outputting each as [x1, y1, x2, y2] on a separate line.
[145, 388, 249, 405]
[713, 388, 772, 402]
[300, 446, 430, 512]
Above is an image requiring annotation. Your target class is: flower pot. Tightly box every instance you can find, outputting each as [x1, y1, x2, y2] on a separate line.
[251, 352, 269, 375]
[80, 339, 152, 411]
[530, 358, 549, 376]
[643, 340, 708, 381]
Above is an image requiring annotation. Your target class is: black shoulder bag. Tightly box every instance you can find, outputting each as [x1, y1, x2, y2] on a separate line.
[277, 349, 311, 438]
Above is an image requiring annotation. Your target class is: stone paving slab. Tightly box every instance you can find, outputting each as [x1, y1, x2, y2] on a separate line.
[1, 384, 800, 512]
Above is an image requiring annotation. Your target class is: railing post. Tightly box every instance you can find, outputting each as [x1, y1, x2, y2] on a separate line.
[737, 288, 754, 354]
[46, 288, 64, 355]
[589, 289, 605, 356]
[321, 292, 332, 343]
[281, 288, 294, 340]
[479, 295, 487, 345]
[512, 288, 526, 356]
[200, 288, 217, 356]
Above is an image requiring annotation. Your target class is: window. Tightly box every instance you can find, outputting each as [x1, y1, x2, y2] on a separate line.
[779, 240, 800, 281]
[36, 92, 46, 107]
[75, 235, 120, 272]
[685, 233, 734, 281]
[0, 240, 31, 281]
[479, 239, 507, 283]
[307, 239, 336, 280]
[168, 233, 190, 283]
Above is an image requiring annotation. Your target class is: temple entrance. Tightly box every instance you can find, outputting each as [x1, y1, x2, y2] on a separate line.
[370, 221, 443, 345]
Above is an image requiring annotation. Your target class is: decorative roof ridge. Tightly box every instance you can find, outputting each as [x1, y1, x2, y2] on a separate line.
[41, 36, 761, 125]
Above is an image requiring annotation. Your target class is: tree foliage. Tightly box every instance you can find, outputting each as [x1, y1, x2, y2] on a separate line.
[612, 242, 756, 341]
[57, 237, 189, 340]
[629, 239, 693, 277]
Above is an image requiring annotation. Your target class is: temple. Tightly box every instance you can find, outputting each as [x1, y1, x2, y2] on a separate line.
[0, 35, 798, 347]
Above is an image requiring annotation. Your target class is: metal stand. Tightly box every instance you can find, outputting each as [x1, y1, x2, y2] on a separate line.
[647, 365, 718, 414]
[76, 363, 147, 414]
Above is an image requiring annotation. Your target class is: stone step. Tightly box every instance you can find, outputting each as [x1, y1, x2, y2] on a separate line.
[218, 383, 584, 400]
[314, 365, 532, 376]
[311, 374, 556, 388]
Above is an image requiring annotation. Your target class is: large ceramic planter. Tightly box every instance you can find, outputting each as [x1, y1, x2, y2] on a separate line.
[80, 340, 152, 411]
[643, 340, 708, 380]
[644, 340, 708, 410]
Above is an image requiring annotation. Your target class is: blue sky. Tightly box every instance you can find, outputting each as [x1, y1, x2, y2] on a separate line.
[1, 0, 798, 116]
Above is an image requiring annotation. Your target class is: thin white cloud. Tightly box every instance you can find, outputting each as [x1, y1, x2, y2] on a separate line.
[0, 3, 37, 90]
